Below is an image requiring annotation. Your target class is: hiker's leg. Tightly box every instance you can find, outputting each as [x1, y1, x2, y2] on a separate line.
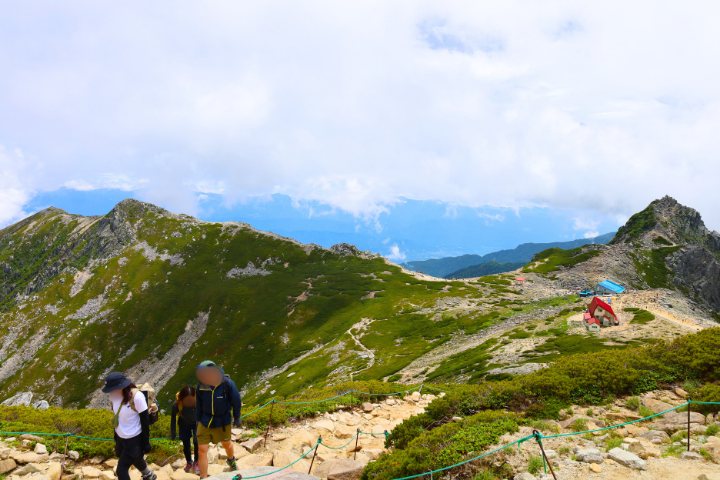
[221, 440, 234, 460]
[193, 429, 199, 463]
[182, 438, 192, 464]
[198, 444, 209, 478]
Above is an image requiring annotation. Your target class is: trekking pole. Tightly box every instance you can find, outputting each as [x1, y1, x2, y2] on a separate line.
[353, 430, 360, 461]
[59, 433, 70, 480]
[308, 438, 320, 475]
[264, 399, 275, 448]
[532, 430, 557, 480]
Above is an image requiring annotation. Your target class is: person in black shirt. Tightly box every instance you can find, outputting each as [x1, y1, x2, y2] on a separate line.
[171, 385, 199, 474]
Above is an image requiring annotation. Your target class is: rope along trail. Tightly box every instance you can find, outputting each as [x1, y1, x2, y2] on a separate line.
[2, 394, 717, 480]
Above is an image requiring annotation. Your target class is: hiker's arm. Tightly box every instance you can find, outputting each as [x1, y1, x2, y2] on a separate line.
[139, 409, 151, 453]
[230, 381, 242, 426]
[195, 387, 203, 426]
[170, 403, 178, 440]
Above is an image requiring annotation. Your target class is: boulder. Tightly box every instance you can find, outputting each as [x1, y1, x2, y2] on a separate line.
[0, 448, 10, 460]
[674, 387, 689, 398]
[81, 466, 102, 478]
[155, 473, 171, 480]
[170, 470, 199, 480]
[34, 444, 48, 455]
[233, 443, 250, 459]
[706, 436, 720, 444]
[573, 448, 603, 464]
[363, 449, 384, 461]
[90, 456, 105, 465]
[513, 474, 537, 480]
[386, 398, 396, 406]
[105, 459, 119, 468]
[207, 465, 226, 476]
[679, 451, 704, 461]
[639, 430, 669, 443]
[361, 403, 374, 413]
[589, 463, 602, 473]
[643, 398, 675, 415]
[701, 443, 720, 463]
[272, 450, 310, 473]
[1, 392, 34, 407]
[240, 437, 263, 453]
[15, 463, 42, 475]
[68, 451, 80, 461]
[272, 434, 288, 442]
[625, 425, 648, 436]
[605, 412, 642, 421]
[99, 471, 116, 480]
[313, 420, 336, 432]
[0, 459, 17, 475]
[313, 459, 366, 480]
[237, 454, 273, 468]
[334, 427, 356, 440]
[10, 452, 49, 464]
[32, 401, 50, 411]
[19, 434, 45, 443]
[47, 463, 62, 480]
[410, 392, 421, 402]
[608, 448, 646, 470]
[559, 416, 606, 429]
[627, 440, 660, 459]
[159, 465, 174, 476]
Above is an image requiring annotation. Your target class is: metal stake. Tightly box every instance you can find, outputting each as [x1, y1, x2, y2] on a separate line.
[264, 399, 275, 448]
[533, 430, 557, 480]
[59, 433, 70, 480]
[308, 438, 320, 474]
[353, 430, 360, 461]
[687, 398, 691, 452]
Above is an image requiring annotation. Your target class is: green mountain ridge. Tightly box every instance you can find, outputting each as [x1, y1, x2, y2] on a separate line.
[444, 261, 526, 279]
[402, 232, 616, 278]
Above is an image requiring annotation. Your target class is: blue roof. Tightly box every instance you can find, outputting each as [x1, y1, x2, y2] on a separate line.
[597, 280, 625, 293]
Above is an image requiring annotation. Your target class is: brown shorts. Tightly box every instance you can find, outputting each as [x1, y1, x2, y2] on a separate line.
[197, 423, 231, 445]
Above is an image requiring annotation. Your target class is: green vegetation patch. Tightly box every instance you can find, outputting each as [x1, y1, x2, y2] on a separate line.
[523, 334, 640, 362]
[630, 309, 656, 325]
[611, 203, 657, 244]
[523, 247, 602, 274]
[426, 339, 499, 382]
[631, 246, 682, 289]
[653, 236, 673, 246]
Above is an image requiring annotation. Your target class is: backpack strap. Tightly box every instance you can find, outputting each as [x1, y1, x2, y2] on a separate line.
[127, 388, 140, 413]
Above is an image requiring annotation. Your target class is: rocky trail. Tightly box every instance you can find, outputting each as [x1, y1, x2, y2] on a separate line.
[3, 387, 720, 480]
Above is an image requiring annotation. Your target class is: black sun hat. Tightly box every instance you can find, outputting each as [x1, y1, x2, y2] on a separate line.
[102, 372, 132, 393]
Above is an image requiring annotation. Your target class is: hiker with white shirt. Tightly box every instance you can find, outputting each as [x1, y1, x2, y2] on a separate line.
[103, 373, 157, 480]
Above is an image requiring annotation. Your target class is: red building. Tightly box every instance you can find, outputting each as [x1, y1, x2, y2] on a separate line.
[588, 297, 618, 327]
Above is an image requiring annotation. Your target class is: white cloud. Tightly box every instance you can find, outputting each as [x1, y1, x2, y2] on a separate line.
[583, 231, 599, 239]
[386, 244, 407, 262]
[1, 2, 720, 229]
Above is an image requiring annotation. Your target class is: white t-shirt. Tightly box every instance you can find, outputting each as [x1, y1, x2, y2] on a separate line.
[110, 390, 148, 439]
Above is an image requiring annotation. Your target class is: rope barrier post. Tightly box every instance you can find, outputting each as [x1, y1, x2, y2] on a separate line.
[353, 430, 360, 461]
[687, 398, 691, 452]
[264, 399, 275, 448]
[419, 384, 424, 395]
[308, 438, 321, 475]
[350, 390, 353, 409]
[532, 430, 557, 480]
[59, 433, 70, 480]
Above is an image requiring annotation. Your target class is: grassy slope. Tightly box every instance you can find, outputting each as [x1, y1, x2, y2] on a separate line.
[0, 203, 551, 408]
[444, 261, 525, 279]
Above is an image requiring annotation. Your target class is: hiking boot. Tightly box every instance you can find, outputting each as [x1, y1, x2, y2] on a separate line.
[227, 457, 238, 471]
[184, 463, 192, 473]
[141, 472, 157, 480]
[193, 462, 200, 475]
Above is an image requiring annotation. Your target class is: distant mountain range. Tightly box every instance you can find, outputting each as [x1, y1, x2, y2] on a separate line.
[401, 232, 616, 278]
[444, 261, 526, 279]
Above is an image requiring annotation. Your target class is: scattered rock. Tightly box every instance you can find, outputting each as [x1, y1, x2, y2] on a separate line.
[1, 392, 34, 407]
[313, 420, 336, 432]
[589, 464, 602, 473]
[679, 451, 704, 461]
[272, 450, 310, 473]
[410, 392, 421, 402]
[627, 440, 660, 459]
[99, 471, 116, 480]
[47, 463, 62, 480]
[90, 456, 105, 465]
[240, 437, 263, 453]
[513, 474, 536, 480]
[643, 398, 675, 415]
[237, 454, 273, 468]
[19, 434, 45, 443]
[639, 430, 670, 443]
[34, 444, 48, 455]
[68, 451, 80, 461]
[10, 452, 50, 464]
[0, 459, 17, 475]
[608, 448, 646, 470]
[314, 459, 366, 480]
[451, 417, 463, 423]
[362, 403, 374, 413]
[574, 448, 603, 464]
[170, 470, 199, 480]
[674, 387, 689, 398]
[81, 466, 102, 478]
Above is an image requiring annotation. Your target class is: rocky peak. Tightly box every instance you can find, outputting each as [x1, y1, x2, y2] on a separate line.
[612, 196, 718, 252]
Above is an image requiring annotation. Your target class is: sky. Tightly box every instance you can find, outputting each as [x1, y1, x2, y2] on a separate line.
[2, 2, 720, 258]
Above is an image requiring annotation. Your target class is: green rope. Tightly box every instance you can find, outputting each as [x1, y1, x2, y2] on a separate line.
[0, 431, 170, 442]
[238, 438, 321, 479]
[689, 401, 720, 405]
[240, 400, 274, 419]
[543, 401, 690, 439]
[275, 392, 350, 405]
[320, 433, 359, 450]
